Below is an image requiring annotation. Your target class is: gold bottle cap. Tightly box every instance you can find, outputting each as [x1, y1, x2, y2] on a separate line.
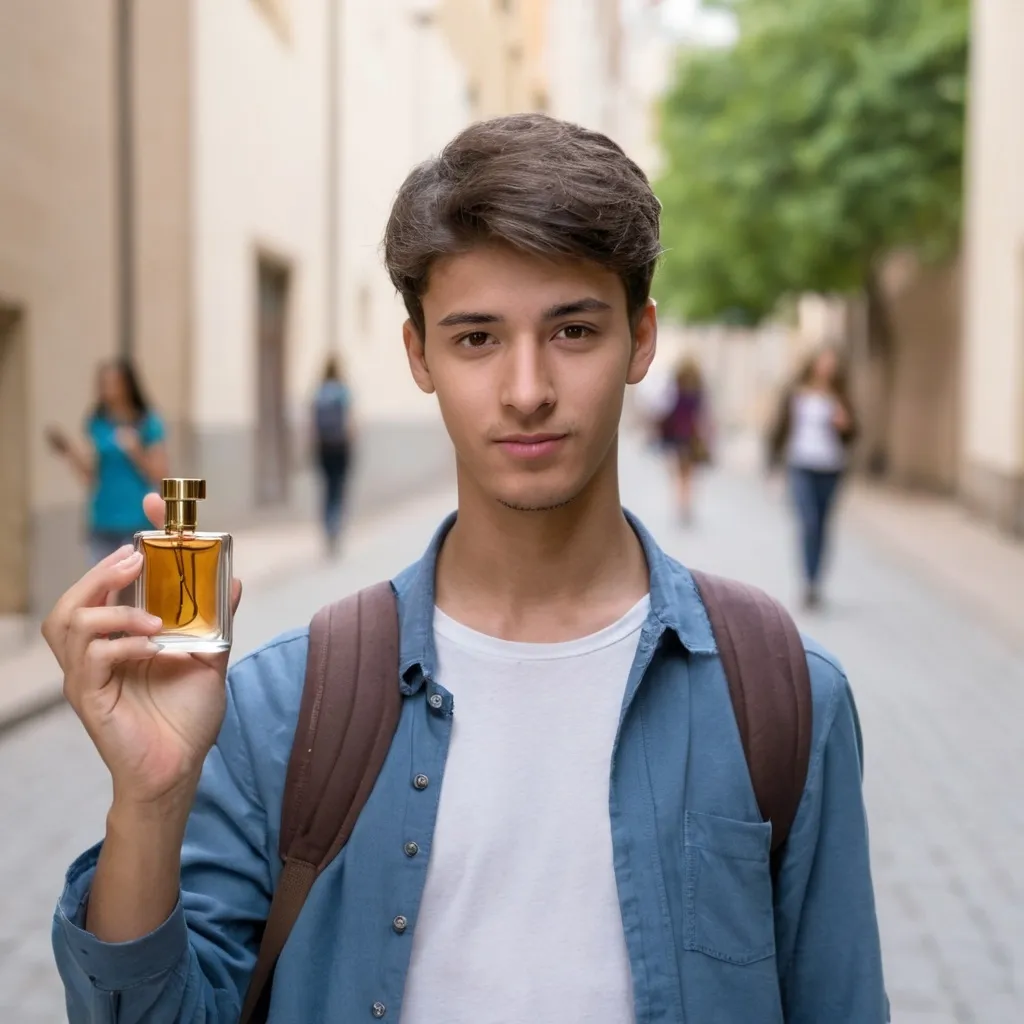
[162, 478, 207, 502]
[162, 478, 206, 532]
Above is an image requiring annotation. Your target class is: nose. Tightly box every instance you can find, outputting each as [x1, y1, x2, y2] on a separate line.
[500, 337, 556, 417]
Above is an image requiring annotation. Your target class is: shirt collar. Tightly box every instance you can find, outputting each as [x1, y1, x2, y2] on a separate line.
[392, 508, 716, 691]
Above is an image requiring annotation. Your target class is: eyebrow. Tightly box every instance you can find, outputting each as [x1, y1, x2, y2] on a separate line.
[436, 297, 612, 329]
[436, 310, 503, 328]
[542, 297, 612, 319]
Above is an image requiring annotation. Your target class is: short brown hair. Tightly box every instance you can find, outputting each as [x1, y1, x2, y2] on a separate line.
[383, 113, 662, 335]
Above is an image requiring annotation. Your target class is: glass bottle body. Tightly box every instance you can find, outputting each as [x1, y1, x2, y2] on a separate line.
[134, 530, 233, 653]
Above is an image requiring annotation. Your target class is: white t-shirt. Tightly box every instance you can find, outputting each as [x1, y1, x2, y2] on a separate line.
[400, 597, 650, 1024]
[787, 390, 846, 472]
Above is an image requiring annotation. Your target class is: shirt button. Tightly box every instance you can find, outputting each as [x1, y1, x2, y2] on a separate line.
[428, 693, 443, 710]
[392, 915, 408, 934]
[371, 1002, 386, 1018]
[403, 841, 419, 857]
[413, 774, 429, 790]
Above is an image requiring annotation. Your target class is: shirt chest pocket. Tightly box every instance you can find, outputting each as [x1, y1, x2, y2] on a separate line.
[683, 810, 775, 965]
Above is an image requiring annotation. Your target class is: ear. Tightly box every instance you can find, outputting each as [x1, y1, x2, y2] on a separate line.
[626, 299, 658, 386]
[403, 320, 435, 395]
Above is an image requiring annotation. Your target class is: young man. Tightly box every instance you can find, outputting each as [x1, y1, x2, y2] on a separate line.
[46, 114, 888, 1022]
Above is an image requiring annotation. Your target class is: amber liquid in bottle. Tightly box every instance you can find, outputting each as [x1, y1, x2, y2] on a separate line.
[136, 534, 232, 652]
[134, 479, 232, 653]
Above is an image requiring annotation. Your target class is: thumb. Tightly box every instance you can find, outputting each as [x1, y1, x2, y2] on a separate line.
[142, 492, 165, 529]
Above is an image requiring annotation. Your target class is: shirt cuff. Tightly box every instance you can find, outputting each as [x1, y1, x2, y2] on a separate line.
[54, 842, 189, 990]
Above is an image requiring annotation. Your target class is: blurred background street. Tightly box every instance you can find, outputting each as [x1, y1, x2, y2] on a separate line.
[1, 0, 1021, 1020]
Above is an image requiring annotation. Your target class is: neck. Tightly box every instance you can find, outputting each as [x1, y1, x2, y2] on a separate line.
[106, 401, 134, 421]
[435, 440, 650, 641]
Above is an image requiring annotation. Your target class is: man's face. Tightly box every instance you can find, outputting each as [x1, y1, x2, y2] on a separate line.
[404, 243, 657, 512]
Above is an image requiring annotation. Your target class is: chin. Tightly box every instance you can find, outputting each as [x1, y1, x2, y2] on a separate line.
[493, 481, 584, 513]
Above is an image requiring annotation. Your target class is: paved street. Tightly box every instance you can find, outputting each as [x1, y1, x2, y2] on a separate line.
[0, 439, 1020, 1023]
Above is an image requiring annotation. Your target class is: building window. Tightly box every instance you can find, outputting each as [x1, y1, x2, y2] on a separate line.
[252, 0, 291, 44]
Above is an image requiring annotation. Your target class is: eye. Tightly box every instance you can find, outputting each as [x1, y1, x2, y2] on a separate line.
[456, 331, 495, 349]
[556, 324, 595, 341]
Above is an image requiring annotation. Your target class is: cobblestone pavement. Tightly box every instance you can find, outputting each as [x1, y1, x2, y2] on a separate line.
[1, 441, 1020, 1023]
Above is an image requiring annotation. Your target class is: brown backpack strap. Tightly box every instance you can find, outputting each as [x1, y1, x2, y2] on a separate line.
[689, 570, 813, 874]
[240, 581, 402, 1024]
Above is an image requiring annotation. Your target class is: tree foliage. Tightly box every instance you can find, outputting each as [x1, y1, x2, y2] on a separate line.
[654, 0, 969, 324]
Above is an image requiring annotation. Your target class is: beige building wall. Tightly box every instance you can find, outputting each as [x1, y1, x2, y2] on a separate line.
[615, 4, 674, 179]
[960, 0, 1024, 534]
[547, 0, 621, 134]
[880, 255, 961, 493]
[189, 0, 331, 524]
[439, 0, 544, 119]
[0, 0, 198, 622]
[0, 0, 119, 619]
[134, 0, 194, 470]
[334, 0, 471, 509]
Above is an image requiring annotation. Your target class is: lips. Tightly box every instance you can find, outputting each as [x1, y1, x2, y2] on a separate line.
[495, 434, 568, 460]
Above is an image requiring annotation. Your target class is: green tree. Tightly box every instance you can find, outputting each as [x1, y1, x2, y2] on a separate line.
[655, 0, 969, 449]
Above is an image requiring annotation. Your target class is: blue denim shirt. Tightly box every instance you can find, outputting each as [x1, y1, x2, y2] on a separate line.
[53, 513, 889, 1023]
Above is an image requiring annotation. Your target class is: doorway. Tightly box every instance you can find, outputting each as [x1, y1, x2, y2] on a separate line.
[255, 256, 291, 507]
[0, 303, 28, 613]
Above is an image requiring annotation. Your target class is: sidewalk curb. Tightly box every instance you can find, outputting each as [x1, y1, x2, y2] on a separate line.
[0, 688, 66, 740]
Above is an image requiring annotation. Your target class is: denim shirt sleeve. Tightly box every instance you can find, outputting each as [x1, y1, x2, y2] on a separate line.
[52, 658, 277, 1024]
[774, 649, 890, 1023]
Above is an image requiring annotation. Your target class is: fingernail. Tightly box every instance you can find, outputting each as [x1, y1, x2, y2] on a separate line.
[119, 551, 142, 566]
[114, 544, 134, 561]
[146, 614, 163, 629]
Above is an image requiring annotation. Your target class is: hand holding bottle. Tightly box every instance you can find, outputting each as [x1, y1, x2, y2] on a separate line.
[115, 425, 143, 458]
[41, 492, 242, 814]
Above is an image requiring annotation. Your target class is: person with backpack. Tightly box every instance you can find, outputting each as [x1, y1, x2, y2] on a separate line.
[44, 115, 888, 1023]
[312, 355, 355, 555]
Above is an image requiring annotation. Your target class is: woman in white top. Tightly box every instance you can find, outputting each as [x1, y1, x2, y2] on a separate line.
[768, 347, 858, 609]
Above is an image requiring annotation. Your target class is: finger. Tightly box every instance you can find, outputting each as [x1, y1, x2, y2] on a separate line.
[88, 636, 161, 671]
[65, 605, 163, 671]
[143, 492, 165, 530]
[42, 548, 143, 655]
[229, 578, 243, 615]
[68, 636, 161, 701]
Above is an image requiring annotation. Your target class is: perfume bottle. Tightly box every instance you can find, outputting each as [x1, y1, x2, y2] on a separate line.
[134, 479, 233, 653]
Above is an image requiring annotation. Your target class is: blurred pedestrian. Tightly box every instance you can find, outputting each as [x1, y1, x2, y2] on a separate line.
[768, 346, 858, 609]
[657, 355, 711, 524]
[632, 366, 675, 451]
[312, 354, 355, 555]
[46, 357, 168, 565]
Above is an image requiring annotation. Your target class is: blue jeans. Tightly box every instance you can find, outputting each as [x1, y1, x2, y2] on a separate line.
[318, 445, 350, 542]
[789, 468, 841, 586]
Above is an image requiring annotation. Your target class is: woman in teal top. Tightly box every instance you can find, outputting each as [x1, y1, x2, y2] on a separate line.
[47, 358, 169, 564]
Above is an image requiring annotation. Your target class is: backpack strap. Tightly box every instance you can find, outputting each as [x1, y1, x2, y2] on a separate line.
[689, 570, 813, 875]
[240, 581, 401, 1024]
